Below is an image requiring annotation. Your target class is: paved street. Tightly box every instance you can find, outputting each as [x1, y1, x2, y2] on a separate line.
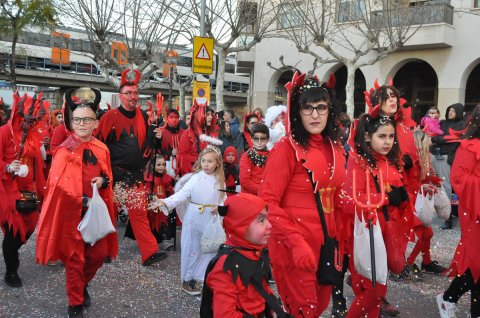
[0, 217, 471, 317]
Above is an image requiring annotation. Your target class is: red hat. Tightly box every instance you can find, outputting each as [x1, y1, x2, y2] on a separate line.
[120, 68, 141, 88]
[221, 193, 267, 248]
[223, 146, 238, 164]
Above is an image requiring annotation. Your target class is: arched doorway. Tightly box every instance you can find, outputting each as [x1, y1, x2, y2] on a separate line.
[392, 60, 438, 123]
[465, 63, 480, 114]
[333, 66, 366, 118]
[273, 69, 295, 105]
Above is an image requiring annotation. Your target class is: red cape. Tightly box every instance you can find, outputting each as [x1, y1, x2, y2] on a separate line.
[36, 135, 118, 264]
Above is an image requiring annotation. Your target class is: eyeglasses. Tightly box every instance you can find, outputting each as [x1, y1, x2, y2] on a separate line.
[300, 104, 330, 116]
[253, 137, 268, 143]
[387, 92, 397, 99]
[120, 91, 139, 97]
[72, 117, 96, 125]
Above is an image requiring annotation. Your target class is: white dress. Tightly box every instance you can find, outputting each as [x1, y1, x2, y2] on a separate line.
[163, 171, 225, 282]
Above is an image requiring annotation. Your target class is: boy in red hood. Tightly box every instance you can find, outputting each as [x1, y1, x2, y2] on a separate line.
[223, 146, 239, 196]
[201, 193, 291, 318]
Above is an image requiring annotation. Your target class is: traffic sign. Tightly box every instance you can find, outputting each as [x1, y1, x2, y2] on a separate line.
[193, 36, 214, 75]
[193, 80, 211, 104]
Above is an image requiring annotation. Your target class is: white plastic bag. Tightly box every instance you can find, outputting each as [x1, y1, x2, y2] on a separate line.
[77, 184, 116, 245]
[353, 210, 388, 285]
[434, 186, 451, 221]
[414, 187, 435, 226]
[165, 159, 177, 178]
[200, 214, 226, 254]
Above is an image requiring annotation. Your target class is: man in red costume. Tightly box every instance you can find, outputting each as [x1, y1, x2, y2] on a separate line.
[1, 93, 47, 287]
[96, 69, 166, 265]
[36, 87, 118, 317]
[178, 101, 220, 175]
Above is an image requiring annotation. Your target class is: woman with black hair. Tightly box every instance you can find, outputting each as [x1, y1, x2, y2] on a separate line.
[218, 120, 235, 154]
[436, 105, 480, 318]
[259, 73, 347, 318]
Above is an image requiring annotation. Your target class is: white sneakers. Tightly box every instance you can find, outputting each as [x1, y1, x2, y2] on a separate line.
[436, 294, 457, 318]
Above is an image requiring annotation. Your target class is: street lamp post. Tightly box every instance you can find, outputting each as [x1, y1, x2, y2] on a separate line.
[165, 51, 179, 109]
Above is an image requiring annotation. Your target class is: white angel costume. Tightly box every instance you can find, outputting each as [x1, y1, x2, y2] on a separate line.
[163, 171, 225, 282]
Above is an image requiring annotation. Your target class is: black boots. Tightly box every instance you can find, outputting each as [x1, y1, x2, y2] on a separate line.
[4, 272, 22, 287]
[67, 305, 84, 317]
[440, 215, 453, 230]
[83, 287, 91, 307]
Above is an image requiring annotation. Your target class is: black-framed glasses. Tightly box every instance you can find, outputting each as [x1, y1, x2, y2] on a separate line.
[300, 104, 330, 116]
[72, 117, 96, 125]
[253, 137, 268, 143]
[120, 91, 139, 97]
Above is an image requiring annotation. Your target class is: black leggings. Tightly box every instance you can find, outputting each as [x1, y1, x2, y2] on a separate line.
[443, 269, 480, 317]
[2, 223, 29, 274]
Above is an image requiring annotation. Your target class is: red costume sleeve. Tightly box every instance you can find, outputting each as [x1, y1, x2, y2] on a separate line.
[239, 152, 259, 195]
[178, 129, 197, 175]
[451, 141, 480, 221]
[258, 141, 303, 240]
[207, 256, 270, 318]
[50, 125, 70, 154]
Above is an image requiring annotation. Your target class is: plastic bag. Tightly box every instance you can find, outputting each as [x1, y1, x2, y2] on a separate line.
[415, 187, 435, 226]
[77, 184, 116, 245]
[200, 214, 226, 254]
[353, 210, 388, 285]
[434, 186, 451, 221]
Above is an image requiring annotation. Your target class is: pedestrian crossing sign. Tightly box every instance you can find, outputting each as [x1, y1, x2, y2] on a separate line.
[193, 36, 214, 75]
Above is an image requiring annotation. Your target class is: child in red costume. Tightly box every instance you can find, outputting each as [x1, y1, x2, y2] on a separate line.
[158, 109, 184, 175]
[36, 88, 118, 318]
[259, 73, 346, 318]
[1, 93, 47, 288]
[239, 123, 270, 195]
[178, 101, 220, 175]
[436, 105, 480, 318]
[223, 146, 239, 196]
[145, 155, 176, 249]
[343, 114, 412, 318]
[201, 193, 291, 318]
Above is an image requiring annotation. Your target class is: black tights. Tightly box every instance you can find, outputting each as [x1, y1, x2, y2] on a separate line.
[443, 269, 480, 317]
[2, 223, 29, 274]
[332, 255, 350, 308]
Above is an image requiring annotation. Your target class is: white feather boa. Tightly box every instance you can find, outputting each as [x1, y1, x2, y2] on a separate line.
[199, 134, 223, 146]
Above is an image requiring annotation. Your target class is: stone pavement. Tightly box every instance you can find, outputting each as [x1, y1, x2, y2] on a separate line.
[0, 217, 471, 317]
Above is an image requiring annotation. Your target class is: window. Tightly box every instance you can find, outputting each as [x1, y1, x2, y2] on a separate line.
[277, 2, 303, 29]
[238, 1, 258, 33]
[239, 35, 254, 46]
[337, 0, 366, 22]
[475, 0, 480, 8]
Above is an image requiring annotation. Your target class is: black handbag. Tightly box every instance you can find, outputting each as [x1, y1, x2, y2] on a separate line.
[16, 191, 39, 214]
[307, 171, 343, 286]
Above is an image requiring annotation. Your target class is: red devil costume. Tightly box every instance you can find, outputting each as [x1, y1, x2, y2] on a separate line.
[178, 100, 219, 175]
[223, 146, 239, 196]
[201, 193, 289, 318]
[158, 108, 184, 176]
[1, 92, 47, 287]
[144, 162, 176, 243]
[239, 146, 269, 196]
[36, 87, 118, 317]
[259, 72, 346, 317]
[96, 69, 166, 265]
[342, 116, 413, 317]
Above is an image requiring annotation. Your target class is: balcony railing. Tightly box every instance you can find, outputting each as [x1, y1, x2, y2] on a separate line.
[371, 3, 454, 29]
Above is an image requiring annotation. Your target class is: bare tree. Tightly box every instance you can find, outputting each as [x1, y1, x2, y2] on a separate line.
[174, 74, 193, 116]
[278, 0, 430, 116]
[56, 0, 189, 88]
[181, 0, 279, 111]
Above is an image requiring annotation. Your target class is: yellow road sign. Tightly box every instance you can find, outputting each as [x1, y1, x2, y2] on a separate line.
[193, 36, 214, 75]
[193, 80, 211, 104]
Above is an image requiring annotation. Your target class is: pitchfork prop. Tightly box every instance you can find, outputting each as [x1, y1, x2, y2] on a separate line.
[352, 169, 386, 286]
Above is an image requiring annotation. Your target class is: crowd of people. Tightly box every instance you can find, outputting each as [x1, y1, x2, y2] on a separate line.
[0, 68, 479, 318]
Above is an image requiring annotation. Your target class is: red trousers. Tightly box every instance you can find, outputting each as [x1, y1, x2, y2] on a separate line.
[124, 184, 158, 262]
[64, 238, 107, 306]
[346, 253, 387, 318]
[406, 225, 433, 265]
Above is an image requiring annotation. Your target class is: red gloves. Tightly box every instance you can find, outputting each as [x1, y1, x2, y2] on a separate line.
[290, 235, 317, 272]
[362, 210, 378, 227]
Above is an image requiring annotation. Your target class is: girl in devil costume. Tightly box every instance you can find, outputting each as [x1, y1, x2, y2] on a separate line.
[178, 101, 221, 175]
[158, 108, 184, 175]
[36, 87, 118, 318]
[436, 105, 480, 318]
[1, 93, 47, 288]
[343, 114, 413, 318]
[259, 73, 347, 318]
[144, 155, 176, 249]
[223, 146, 239, 195]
